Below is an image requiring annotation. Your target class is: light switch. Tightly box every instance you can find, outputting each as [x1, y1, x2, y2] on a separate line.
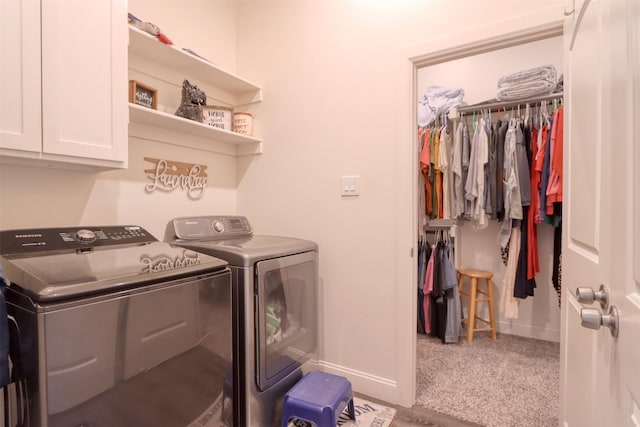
[341, 175, 360, 197]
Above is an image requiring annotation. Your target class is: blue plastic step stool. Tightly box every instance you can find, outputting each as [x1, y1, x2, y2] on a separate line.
[280, 371, 355, 427]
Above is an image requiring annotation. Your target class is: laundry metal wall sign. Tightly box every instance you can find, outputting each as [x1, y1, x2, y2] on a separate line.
[140, 249, 201, 273]
[144, 157, 208, 199]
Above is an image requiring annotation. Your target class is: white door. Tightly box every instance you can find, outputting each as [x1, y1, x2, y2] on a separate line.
[560, 0, 640, 426]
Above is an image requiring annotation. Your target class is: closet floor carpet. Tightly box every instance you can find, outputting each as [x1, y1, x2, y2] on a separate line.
[415, 333, 560, 427]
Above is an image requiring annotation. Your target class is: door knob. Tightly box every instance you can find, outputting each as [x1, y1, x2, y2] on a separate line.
[575, 284, 609, 310]
[580, 306, 619, 337]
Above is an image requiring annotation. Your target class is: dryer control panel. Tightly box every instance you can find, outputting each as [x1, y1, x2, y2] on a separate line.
[171, 216, 252, 240]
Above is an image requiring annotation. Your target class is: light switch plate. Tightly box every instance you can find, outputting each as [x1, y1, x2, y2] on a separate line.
[341, 175, 360, 197]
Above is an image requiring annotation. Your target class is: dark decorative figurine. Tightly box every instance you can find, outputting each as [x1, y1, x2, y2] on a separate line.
[175, 80, 207, 122]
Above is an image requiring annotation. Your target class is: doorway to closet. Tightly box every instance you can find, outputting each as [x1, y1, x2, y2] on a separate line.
[411, 24, 564, 427]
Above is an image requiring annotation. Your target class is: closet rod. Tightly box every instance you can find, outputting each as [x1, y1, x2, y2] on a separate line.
[453, 92, 563, 115]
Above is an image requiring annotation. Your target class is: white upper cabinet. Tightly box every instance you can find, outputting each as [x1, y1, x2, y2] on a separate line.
[0, 0, 42, 153]
[0, 0, 128, 169]
[127, 26, 263, 156]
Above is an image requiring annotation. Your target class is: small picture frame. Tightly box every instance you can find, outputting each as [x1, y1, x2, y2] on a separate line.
[201, 106, 234, 131]
[129, 80, 158, 110]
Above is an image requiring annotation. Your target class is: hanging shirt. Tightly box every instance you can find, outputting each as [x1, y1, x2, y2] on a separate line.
[433, 129, 442, 218]
[452, 122, 464, 218]
[546, 106, 564, 213]
[495, 120, 509, 221]
[509, 120, 524, 220]
[473, 119, 489, 228]
[462, 123, 473, 219]
[418, 129, 427, 230]
[439, 127, 452, 219]
[419, 129, 432, 218]
[419, 128, 431, 167]
[498, 119, 522, 248]
[488, 122, 498, 219]
[534, 121, 550, 224]
[515, 206, 537, 299]
[527, 126, 541, 280]
[422, 245, 436, 335]
[500, 226, 521, 319]
[539, 115, 554, 223]
[464, 119, 482, 222]
[439, 240, 461, 343]
[516, 123, 531, 206]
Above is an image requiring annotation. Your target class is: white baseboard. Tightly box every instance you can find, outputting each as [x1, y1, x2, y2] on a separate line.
[317, 322, 559, 407]
[318, 360, 401, 405]
[497, 320, 560, 342]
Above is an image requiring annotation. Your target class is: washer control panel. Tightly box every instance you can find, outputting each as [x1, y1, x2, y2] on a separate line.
[0, 226, 155, 255]
[172, 216, 252, 240]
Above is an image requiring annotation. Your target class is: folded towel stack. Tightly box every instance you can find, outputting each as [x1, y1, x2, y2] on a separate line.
[496, 65, 558, 101]
[417, 86, 465, 127]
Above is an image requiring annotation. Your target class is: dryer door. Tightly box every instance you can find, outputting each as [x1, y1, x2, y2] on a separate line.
[255, 251, 317, 391]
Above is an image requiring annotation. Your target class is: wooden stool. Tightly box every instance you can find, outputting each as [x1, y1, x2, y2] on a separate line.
[457, 268, 497, 343]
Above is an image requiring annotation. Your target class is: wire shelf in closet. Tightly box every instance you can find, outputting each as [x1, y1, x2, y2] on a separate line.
[424, 219, 457, 231]
[450, 92, 563, 116]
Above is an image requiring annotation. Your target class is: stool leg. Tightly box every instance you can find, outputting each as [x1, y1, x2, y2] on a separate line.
[486, 278, 497, 340]
[458, 273, 466, 332]
[348, 397, 355, 421]
[466, 277, 477, 343]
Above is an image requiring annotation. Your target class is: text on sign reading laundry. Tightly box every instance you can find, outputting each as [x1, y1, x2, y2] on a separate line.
[144, 157, 208, 199]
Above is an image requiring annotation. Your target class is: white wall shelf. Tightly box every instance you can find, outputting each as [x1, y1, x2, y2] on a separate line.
[128, 25, 264, 156]
[128, 103, 262, 156]
[128, 26, 262, 105]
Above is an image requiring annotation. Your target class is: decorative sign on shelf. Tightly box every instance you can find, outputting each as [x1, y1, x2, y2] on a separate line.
[144, 157, 208, 199]
[202, 105, 233, 131]
[129, 80, 158, 110]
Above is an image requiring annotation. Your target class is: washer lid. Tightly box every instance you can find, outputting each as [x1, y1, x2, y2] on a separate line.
[172, 235, 318, 267]
[0, 226, 228, 302]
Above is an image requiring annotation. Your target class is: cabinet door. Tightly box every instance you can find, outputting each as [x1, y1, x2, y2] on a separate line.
[0, 0, 42, 152]
[41, 0, 127, 163]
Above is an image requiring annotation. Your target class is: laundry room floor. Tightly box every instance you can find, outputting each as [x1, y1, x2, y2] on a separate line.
[357, 393, 482, 426]
[413, 333, 560, 427]
[356, 332, 560, 427]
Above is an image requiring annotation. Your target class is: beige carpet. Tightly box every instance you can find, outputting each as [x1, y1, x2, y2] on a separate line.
[415, 333, 560, 427]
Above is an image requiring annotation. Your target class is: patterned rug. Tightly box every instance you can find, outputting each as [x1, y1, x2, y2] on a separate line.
[289, 397, 396, 427]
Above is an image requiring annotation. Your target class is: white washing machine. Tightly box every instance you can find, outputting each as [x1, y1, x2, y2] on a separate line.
[165, 216, 318, 427]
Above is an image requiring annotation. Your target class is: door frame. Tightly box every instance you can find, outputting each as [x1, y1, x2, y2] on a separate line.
[400, 14, 564, 407]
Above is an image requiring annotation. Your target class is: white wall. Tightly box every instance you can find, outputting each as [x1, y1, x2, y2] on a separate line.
[235, 0, 565, 406]
[418, 36, 563, 342]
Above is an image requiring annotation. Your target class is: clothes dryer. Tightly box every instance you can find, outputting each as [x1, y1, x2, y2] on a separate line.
[165, 216, 318, 427]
